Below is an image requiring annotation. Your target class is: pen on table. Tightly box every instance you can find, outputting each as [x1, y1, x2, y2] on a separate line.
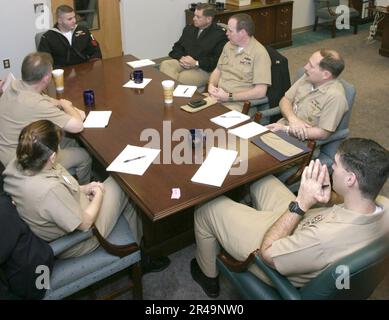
[220, 115, 241, 118]
[183, 88, 188, 94]
[124, 155, 146, 163]
[322, 184, 330, 189]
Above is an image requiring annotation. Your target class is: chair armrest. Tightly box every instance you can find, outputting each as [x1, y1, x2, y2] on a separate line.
[92, 226, 139, 258]
[253, 255, 302, 300]
[49, 229, 93, 256]
[258, 106, 281, 119]
[249, 97, 269, 106]
[315, 128, 349, 147]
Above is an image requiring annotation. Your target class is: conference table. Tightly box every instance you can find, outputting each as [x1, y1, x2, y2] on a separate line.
[49, 55, 311, 255]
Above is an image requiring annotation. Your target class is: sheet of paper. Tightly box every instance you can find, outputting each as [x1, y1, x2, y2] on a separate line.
[173, 85, 197, 98]
[123, 78, 152, 89]
[106, 145, 160, 176]
[83, 111, 112, 128]
[2, 72, 15, 92]
[127, 59, 155, 68]
[228, 122, 269, 139]
[191, 147, 238, 187]
[210, 110, 250, 128]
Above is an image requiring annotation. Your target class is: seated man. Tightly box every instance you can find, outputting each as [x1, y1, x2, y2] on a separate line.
[267, 49, 348, 142]
[38, 5, 102, 68]
[160, 3, 227, 87]
[191, 138, 389, 298]
[0, 52, 92, 184]
[207, 13, 271, 112]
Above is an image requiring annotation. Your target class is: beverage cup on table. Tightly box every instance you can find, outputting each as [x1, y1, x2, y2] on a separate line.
[52, 69, 64, 92]
[130, 70, 143, 84]
[161, 80, 175, 104]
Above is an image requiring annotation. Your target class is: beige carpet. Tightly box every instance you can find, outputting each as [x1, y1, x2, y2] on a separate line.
[281, 29, 389, 197]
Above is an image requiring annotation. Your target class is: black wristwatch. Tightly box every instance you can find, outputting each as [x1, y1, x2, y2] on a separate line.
[288, 201, 306, 216]
[228, 92, 233, 102]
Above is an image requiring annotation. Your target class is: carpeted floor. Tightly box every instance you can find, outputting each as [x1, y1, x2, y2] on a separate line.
[82, 27, 389, 300]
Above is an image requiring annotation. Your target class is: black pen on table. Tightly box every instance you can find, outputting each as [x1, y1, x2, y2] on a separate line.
[183, 88, 188, 94]
[124, 155, 146, 163]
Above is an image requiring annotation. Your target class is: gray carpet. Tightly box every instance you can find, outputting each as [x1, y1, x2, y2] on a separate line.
[86, 28, 389, 300]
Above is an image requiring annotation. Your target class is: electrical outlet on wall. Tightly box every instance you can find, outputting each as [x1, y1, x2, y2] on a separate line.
[3, 59, 10, 69]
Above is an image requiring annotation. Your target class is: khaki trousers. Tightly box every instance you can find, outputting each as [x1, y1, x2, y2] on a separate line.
[57, 136, 92, 185]
[160, 59, 210, 87]
[60, 176, 143, 258]
[194, 175, 295, 283]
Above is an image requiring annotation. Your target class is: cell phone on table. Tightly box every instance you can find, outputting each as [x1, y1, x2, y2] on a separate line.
[188, 98, 206, 108]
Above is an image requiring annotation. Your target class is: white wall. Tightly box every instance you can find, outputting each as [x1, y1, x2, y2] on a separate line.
[1, 0, 316, 78]
[121, 0, 316, 59]
[120, 0, 196, 59]
[0, 0, 52, 79]
[292, 0, 315, 29]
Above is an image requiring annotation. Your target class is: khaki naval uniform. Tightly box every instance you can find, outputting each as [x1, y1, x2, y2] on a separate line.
[278, 74, 348, 132]
[0, 79, 91, 184]
[216, 38, 271, 112]
[194, 175, 389, 287]
[3, 160, 142, 259]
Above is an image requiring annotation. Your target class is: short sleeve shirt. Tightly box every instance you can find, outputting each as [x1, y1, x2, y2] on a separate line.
[268, 204, 388, 287]
[217, 38, 271, 94]
[279, 74, 348, 132]
[3, 160, 88, 242]
[0, 80, 71, 166]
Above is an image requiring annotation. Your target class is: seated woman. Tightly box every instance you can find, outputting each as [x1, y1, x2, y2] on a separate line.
[2, 120, 169, 271]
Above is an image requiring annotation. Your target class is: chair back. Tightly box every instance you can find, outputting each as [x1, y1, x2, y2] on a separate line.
[314, 0, 340, 10]
[300, 236, 389, 299]
[35, 31, 46, 50]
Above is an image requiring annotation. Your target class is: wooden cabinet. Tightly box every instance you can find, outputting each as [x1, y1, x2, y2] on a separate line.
[185, 1, 293, 48]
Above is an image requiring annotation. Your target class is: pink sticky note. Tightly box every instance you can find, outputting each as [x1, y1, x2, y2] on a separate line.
[171, 188, 181, 199]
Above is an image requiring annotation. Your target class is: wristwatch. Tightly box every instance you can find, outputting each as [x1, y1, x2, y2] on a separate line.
[228, 92, 233, 102]
[288, 201, 306, 216]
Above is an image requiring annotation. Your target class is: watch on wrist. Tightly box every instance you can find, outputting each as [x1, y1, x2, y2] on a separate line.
[288, 201, 306, 216]
[228, 92, 233, 102]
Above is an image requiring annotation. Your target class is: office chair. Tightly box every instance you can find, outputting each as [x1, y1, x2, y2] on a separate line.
[44, 216, 142, 299]
[242, 46, 290, 121]
[217, 201, 389, 300]
[313, 0, 360, 38]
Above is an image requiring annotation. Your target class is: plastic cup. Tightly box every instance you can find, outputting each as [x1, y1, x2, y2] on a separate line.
[161, 80, 175, 104]
[52, 69, 64, 92]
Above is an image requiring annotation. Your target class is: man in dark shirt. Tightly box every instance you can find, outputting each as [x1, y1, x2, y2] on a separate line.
[38, 5, 102, 68]
[160, 3, 227, 87]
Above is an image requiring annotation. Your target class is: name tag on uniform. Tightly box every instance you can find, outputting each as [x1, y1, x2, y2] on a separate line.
[63, 175, 71, 185]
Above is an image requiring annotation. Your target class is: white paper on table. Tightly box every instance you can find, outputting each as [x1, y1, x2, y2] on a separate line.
[210, 110, 250, 129]
[106, 145, 160, 176]
[173, 85, 197, 98]
[228, 122, 269, 139]
[123, 78, 152, 89]
[83, 111, 112, 128]
[191, 147, 238, 187]
[126, 59, 155, 68]
[2, 72, 15, 92]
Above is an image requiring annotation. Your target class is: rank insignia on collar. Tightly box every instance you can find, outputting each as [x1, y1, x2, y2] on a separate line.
[75, 31, 86, 37]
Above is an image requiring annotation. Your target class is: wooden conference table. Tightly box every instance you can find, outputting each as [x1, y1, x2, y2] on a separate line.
[49, 55, 309, 255]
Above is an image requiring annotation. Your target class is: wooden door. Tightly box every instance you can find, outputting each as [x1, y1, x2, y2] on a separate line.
[50, 0, 122, 59]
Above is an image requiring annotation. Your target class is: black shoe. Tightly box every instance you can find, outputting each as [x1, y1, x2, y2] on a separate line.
[141, 255, 170, 274]
[190, 258, 219, 298]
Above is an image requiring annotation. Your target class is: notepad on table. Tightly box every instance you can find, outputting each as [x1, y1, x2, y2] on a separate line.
[83, 111, 112, 128]
[127, 59, 155, 68]
[228, 122, 268, 139]
[210, 110, 250, 129]
[173, 85, 197, 98]
[123, 78, 152, 89]
[106, 145, 160, 176]
[191, 147, 238, 187]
